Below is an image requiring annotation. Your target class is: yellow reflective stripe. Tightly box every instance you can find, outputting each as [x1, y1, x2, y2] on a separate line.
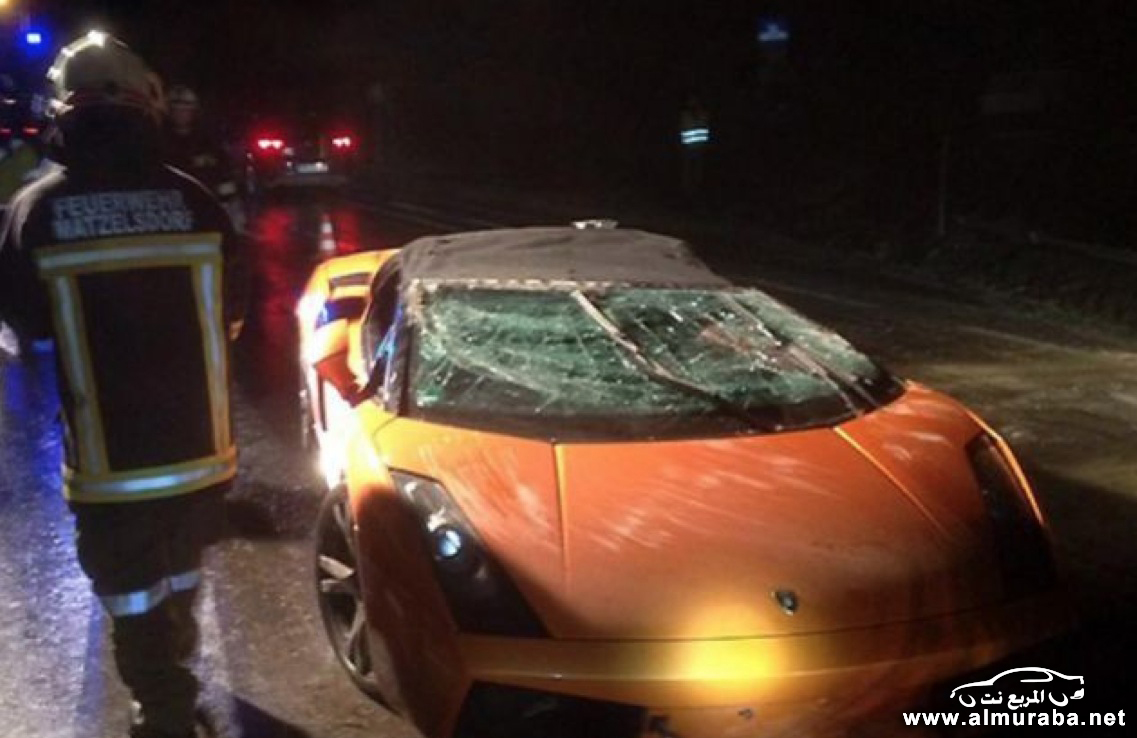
[70, 446, 235, 484]
[38, 242, 218, 275]
[34, 233, 222, 276]
[48, 277, 109, 473]
[35, 233, 230, 477]
[212, 264, 232, 448]
[193, 260, 230, 452]
[65, 448, 236, 500]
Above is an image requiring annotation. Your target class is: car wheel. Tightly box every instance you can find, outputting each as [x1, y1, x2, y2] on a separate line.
[315, 484, 382, 698]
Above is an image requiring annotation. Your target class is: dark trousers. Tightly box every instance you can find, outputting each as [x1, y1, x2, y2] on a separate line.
[72, 486, 226, 735]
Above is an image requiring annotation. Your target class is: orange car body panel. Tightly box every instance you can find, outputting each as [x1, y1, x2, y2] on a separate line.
[297, 248, 395, 375]
[348, 416, 566, 736]
[550, 424, 996, 640]
[297, 250, 394, 483]
[340, 386, 1068, 737]
[456, 589, 1066, 733]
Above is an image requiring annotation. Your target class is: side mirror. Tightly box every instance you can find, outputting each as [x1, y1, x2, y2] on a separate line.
[309, 320, 368, 405]
[314, 351, 367, 406]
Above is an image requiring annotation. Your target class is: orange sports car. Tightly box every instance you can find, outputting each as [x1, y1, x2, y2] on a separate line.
[297, 226, 1069, 738]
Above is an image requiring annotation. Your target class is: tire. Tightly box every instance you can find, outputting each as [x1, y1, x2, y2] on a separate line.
[314, 484, 383, 699]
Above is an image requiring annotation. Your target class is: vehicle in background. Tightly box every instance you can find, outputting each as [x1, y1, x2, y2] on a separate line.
[242, 112, 360, 195]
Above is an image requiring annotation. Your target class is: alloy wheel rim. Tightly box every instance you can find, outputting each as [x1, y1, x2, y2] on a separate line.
[317, 494, 372, 680]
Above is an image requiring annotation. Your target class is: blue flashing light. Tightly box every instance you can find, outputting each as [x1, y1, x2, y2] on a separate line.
[25, 31, 44, 46]
[758, 22, 790, 45]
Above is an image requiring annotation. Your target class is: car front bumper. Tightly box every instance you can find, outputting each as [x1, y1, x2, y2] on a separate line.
[456, 590, 1071, 736]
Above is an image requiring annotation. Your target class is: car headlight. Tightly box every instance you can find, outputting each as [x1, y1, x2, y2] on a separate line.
[968, 433, 1034, 521]
[391, 471, 548, 637]
[967, 434, 1056, 595]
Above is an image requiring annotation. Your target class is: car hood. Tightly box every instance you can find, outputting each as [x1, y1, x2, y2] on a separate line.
[380, 386, 1003, 639]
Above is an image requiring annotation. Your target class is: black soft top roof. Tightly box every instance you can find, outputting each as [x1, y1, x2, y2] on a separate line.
[398, 227, 731, 288]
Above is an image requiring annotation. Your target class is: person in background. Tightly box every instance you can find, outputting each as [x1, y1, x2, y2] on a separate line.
[163, 84, 245, 232]
[0, 74, 55, 203]
[679, 95, 711, 202]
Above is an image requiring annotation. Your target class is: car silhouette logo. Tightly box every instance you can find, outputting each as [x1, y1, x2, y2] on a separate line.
[950, 667, 1084, 709]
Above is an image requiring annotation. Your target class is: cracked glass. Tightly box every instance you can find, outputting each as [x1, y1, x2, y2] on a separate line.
[410, 286, 893, 433]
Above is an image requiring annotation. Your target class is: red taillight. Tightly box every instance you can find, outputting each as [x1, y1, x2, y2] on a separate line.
[256, 138, 284, 152]
[331, 135, 353, 149]
[22, 125, 39, 137]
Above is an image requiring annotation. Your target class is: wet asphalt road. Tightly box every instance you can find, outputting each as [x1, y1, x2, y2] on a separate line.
[2, 190, 1136, 737]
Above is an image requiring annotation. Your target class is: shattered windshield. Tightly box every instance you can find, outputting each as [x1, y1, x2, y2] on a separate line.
[410, 286, 900, 438]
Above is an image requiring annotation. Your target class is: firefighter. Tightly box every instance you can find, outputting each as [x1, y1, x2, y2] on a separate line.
[0, 31, 246, 738]
[678, 95, 711, 201]
[162, 84, 245, 232]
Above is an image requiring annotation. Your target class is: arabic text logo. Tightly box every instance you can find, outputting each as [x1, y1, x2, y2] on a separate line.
[950, 667, 1084, 710]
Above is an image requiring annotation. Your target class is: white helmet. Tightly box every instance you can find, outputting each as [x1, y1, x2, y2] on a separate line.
[46, 31, 164, 122]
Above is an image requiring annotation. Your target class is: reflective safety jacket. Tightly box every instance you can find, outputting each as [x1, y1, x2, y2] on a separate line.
[0, 164, 245, 503]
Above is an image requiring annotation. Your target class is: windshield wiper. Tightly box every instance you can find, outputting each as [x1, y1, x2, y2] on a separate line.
[721, 294, 880, 414]
[571, 291, 779, 431]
